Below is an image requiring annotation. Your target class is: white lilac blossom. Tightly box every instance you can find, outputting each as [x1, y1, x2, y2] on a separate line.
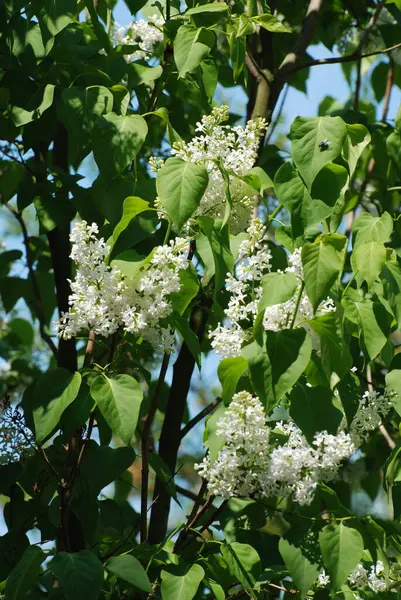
[0, 407, 34, 466]
[110, 15, 164, 62]
[196, 392, 357, 506]
[317, 570, 330, 587]
[197, 386, 396, 506]
[155, 106, 267, 232]
[57, 222, 189, 352]
[210, 229, 335, 358]
[348, 561, 389, 593]
[210, 218, 272, 358]
[349, 388, 394, 445]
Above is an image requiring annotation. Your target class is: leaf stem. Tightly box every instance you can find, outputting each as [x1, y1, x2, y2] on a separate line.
[290, 281, 305, 329]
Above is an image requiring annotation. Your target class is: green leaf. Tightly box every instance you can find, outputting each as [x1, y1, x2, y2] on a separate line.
[342, 123, 370, 177]
[290, 116, 348, 189]
[90, 374, 143, 445]
[222, 542, 261, 599]
[239, 166, 273, 195]
[8, 318, 34, 346]
[258, 272, 298, 311]
[110, 84, 130, 116]
[201, 59, 218, 98]
[265, 328, 312, 403]
[352, 211, 393, 248]
[170, 312, 202, 369]
[157, 157, 208, 231]
[50, 551, 104, 600]
[80, 441, 136, 495]
[351, 240, 386, 288]
[0, 277, 28, 312]
[149, 453, 181, 507]
[36, 0, 77, 38]
[236, 14, 256, 37]
[279, 538, 319, 599]
[342, 296, 390, 360]
[242, 340, 274, 411]
[319, 523, 364, 590]
[106, 555, 151, 593]
[161, 563, 205, 600]
[147, 107, 182, 144]
[5, 546, 45, 600]
[170, 265, 199, 315]
[381, 260, 401, 326]
[31, 369, 81, 443]
[302, 233, 347, 311]
[0, 161, 25, 202]
[218, 356, 248, 404]
[229, 32, 246, 82]
[111, 250, 145, 280]
[274, 162, 347, 237]
[174, 25, 215, 77]
[112, 196, 153, 247]
[386, 369, 401, 417]
[253, 13, 291, 33]
[336, 371, 361, 428]
[308, 312, 352, 378]
[186, 2, 228, 14]
[59, 86, 114, 165]
[11, 84, 55, 127]
[93, 113, 148, 180]
[130, 63, 163, 86]
[289, 385, 343, 444]
[197, 216, 234, 296]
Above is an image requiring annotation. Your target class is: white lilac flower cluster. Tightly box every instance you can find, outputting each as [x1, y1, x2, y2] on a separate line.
[155, 106, 267, 233]
[196, 388, 393, 506]
[0, 407, 34, 466]
[196, 391, 355, 506]
[349, 388, 394, 445]
[57, 222, 189, 352]
[210, 219, 335, 358]
[110, 15, 164, 62]
[319, 561, 393, 594]
[210, 218, 272, 357]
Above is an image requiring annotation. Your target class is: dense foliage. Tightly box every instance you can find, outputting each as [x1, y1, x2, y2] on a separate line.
[1, 0, 401, 598]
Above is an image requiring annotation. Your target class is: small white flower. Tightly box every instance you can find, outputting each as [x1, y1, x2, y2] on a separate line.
[57, 222, 190, 352]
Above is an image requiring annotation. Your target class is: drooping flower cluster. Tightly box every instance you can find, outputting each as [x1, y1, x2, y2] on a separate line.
[156, 106, 267, 232]
[0, 407, 34, 466]
[210, 218, 272, 357]
[57, 222, 189, 352]
[196, 391, 355, 506]
[110, 15, 164, 62]
[210, 221, 335, 358]
[196, 387, 394, 506]
[318, 560, 394, 594]
[349, 388, 394, 445]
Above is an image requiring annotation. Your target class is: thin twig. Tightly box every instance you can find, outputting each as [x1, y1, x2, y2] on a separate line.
[4, 204, 58, 358]
[175, 485, 199, 502]
[367, 364, 396, 450]
[266, 84, 289, 144]
[173, 494, 215, 553]
[382, 58, 394, 122]
[354, 58, 362, 112]
[180, 397, 222, 439]
[288, 42, 401, 74]
[275, 0, 325, 81]
[140, 353, 171, 543]
[355, 0, 387, 55]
